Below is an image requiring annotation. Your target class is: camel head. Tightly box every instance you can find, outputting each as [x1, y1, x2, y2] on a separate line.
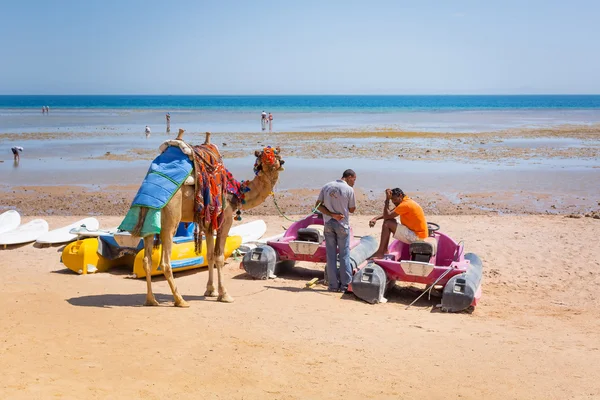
[253, 146, 285, 176]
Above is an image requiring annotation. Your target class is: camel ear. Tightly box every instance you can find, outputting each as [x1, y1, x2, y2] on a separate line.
[255, 150, 261, 157]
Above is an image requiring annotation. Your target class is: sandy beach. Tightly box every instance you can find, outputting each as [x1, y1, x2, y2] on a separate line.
[1, 215, 600, 399]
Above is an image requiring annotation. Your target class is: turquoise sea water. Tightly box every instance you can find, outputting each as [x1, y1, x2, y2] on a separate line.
[1, 95, 600, 111]
[2, 95, 600, 134]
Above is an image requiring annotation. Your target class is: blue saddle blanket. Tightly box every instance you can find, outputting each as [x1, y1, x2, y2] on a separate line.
[131, 145, 193, 209]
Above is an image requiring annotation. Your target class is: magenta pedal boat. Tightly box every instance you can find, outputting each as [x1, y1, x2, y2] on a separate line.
[242, 213, 377, 280]
[352, 223, 483, 312]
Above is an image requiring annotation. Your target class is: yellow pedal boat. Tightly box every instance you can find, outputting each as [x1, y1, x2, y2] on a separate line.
[61, 226, 242, 277]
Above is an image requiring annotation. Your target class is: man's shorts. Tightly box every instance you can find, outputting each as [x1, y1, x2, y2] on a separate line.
[393, 223, 420, 244]
[11, 148, 18, 155]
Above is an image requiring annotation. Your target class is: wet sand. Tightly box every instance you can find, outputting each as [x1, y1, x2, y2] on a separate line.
[1, 124, 599, 216]
[2, 184, 600, 219]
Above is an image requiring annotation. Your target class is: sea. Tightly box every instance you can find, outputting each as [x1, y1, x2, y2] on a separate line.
[2, 95, 600, 133]
[1, 95, 599, 211]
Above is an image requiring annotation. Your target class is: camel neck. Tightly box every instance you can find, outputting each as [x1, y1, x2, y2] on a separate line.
[241, 171, 278, 210]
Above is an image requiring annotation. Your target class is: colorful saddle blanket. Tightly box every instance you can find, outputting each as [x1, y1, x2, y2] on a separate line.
[132, 145, 193, 209]
[118, 145, 193, 236]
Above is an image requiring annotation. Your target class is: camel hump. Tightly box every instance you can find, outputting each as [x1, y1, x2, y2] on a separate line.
[204, 132, 211, 145]
[176, 128, 186, 141]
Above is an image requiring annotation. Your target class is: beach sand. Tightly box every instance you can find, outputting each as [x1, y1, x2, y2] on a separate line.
[1, 215, 600, 399]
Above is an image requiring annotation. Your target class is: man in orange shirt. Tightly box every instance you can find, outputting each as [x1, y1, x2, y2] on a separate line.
[369, 188, 428, 259]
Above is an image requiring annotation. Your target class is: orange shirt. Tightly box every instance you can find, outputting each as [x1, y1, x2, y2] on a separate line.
[393, 196, 428, 239]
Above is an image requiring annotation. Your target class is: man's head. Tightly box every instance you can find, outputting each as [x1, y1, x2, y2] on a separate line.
[390, 187, 405, 206]
[342, 169, 356, 187]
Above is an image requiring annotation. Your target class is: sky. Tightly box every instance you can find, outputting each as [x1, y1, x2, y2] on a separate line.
[1, 0, 599, 95]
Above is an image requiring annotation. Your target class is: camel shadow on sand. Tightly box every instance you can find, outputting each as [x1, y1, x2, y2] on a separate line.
[67, 292, 207, 308]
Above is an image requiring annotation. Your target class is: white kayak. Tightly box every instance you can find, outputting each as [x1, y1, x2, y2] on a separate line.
[36, 217, 100, 244]
[69, 225, 119, 237]
[229, 220, 266, 244]
[0, 219, 49, 246]
[0, 210, 21, 235]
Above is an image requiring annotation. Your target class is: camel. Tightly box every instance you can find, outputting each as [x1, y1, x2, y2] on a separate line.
[141, 131, 285, 307]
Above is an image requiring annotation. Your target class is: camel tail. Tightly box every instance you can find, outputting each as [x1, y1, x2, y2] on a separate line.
[193, 214, 203, 255]
[131, 207, 149, 237]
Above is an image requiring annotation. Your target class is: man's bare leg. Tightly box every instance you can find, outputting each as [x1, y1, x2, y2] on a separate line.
[371, 220, 397, 259]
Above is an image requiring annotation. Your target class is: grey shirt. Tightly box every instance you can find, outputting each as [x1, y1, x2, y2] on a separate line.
[317, 180, 356, 228]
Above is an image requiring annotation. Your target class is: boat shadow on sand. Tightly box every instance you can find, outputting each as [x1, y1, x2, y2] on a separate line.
[233, 262, 324, 282]
[344, 285, 444, 312]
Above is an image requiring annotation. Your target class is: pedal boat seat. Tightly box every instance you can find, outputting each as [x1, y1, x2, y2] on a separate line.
[296, 228, 324, 244]
[409, 237, 438, 263]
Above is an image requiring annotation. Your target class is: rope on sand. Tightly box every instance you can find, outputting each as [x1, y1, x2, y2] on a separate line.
[270, 192, 321, 222]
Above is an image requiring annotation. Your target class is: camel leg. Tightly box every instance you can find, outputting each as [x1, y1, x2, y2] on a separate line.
[160, 221, 189, 308]
[216, 208, 234, 303]
[159, 189, 189, 307]
[204, 230, 218, 297]
[142, 236, 159, 306]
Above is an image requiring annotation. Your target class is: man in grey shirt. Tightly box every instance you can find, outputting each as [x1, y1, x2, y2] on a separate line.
[315, 169, 357, 292]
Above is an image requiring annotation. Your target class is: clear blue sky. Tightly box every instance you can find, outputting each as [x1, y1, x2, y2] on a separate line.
[1, 0, 599, 95]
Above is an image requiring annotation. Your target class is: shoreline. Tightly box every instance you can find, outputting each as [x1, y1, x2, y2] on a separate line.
[3, 108, 600, 134]
[2, 184, 599, 218]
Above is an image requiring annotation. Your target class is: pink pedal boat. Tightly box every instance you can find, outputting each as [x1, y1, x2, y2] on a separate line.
[352, 222, 483, 312]
[242, 213, 377, 280]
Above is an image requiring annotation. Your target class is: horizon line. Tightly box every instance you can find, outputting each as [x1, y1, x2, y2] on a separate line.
[1, 93, 600, 96]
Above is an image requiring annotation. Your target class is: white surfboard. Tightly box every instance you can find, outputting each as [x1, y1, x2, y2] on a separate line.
[260, 232, 285, 243]
[36, 217, 100, 244]
[69, 225, 119, 237]
[229, 220, 266, 244]
[0, 219, 49, 245]
[0, 210, 21, 235]
[237, 232, 285, 254]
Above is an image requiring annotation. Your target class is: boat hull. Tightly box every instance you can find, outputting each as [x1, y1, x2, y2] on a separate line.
[61, 235, 242, 277]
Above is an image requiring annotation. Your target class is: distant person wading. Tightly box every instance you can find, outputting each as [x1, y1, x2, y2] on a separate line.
[261, 111, 267, 131]
[11, 146, 23, 163]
